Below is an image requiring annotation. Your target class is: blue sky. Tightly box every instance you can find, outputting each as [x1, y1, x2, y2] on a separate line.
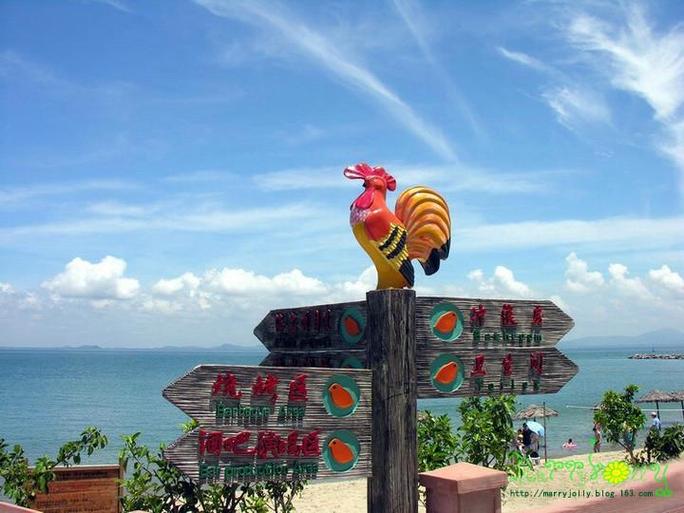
[1, 0, 683, 347]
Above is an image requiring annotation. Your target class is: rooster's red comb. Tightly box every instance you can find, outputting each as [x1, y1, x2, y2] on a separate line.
[343, 163, 396, 191]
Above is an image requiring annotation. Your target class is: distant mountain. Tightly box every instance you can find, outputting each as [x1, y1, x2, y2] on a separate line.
[0, 343, 267, 352]
[560, 329, 684, 349]
[157, 343, 266, 353]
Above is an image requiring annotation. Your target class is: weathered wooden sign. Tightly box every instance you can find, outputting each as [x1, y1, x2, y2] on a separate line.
[415, 297, 576, 398]
[31, 464, 122, 513]
[255, 297, 576, 398]
[254, 301, 368, 368]
[163, 365, 372, 483]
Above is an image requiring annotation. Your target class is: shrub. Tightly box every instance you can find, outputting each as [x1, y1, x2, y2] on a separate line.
[0, 427, 108, 507]
[457, 394, 529, 477]
[644, 424, 684, 462]
[119, 426, 305, 513]
[594, 384, 645, 464]
[417, 411, 458, 473]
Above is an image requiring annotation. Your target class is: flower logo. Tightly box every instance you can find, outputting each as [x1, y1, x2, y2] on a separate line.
[602, 461, 630, 484]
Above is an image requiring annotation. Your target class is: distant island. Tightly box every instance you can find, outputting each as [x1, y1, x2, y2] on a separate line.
[560, 328, 684, 350]
[0, 342, 267, 353]
[628, 353, 684, 360]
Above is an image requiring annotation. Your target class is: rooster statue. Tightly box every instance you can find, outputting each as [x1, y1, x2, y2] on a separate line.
[344, 162, 451, 289]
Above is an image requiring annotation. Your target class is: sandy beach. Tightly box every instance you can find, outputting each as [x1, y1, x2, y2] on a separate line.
[292, 450, 677, 513]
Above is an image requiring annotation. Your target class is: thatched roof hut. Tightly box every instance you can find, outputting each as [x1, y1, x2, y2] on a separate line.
[636, 390, 679, 417]
[514, 404, 559, 420]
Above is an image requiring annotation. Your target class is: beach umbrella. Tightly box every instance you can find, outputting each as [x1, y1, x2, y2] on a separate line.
[526, 420, 545, 437]
[670, 390, 684, 422]
[636, 390, 676, 418]
[514, 404, 559, 421]
[515, 403, 559, 463]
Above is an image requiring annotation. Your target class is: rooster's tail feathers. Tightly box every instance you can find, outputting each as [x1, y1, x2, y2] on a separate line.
[395, 186, 451, 276]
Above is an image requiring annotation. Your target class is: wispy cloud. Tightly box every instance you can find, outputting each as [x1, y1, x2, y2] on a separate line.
[0, 203, 322, 241]
[566, 4, 684, 191]
[459, 216, 684, 253]
[0, 180, 136, 207]
[391, 0, 484, 139]
[193, 0, 457, 160]
[255, 162, 568, 194]
[82, 0, 131, 13]
[542, 86, 611, 129]
[497, 46, 549, 72]
[163, 170, 235, 183]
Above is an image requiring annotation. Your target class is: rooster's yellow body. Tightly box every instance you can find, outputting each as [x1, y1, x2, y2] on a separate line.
[344, 163, 451, 289]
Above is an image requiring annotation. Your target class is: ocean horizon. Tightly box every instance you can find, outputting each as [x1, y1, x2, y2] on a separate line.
[2, 344, 683, 466]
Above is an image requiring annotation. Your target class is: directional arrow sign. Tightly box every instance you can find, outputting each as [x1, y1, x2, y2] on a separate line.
[254, 301, 368, 368]
[414, 297, 577, 398]
[163, 365, 372, 483]
[253, 296, 577, 398]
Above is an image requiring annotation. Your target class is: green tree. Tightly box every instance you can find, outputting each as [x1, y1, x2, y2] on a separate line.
[594, 384, 645, 463]
[456, 394, 529, 476]
[119, 419, 305, 513]
[417, 411, 458, 472]
[0, 427, 108, 507]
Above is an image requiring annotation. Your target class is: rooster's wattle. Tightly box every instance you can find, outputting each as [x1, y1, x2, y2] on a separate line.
[344, 163, 451, 289]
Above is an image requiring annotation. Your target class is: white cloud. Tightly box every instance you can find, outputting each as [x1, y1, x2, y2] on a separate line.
[204, 267, 327, 296]
[0, 282, 14, 294]
[153, 272, 201, 296]
[194, 0, 456, 160]
[141, 299, 182, 315]
[649, 264, 684, 296]
[467, 266, 533, 298]
[42, 256, 140, 300]
[565, 252, 605, 293]
[608, 262, 653, 299]
[542, 86, 611, 128]
[497, 47, 548, 72]
[567, 5, 684, 190]
[549, 294, 569, 313]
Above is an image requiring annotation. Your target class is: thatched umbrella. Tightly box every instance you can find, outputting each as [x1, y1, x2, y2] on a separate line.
[636, 390, 676, 418]
[670, 390, 684, 422]
[514, 403, 559, 462]
[514, 404, 560, 421]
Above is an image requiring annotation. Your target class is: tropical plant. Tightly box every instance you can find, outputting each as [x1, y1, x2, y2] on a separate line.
[417, 411, 458, 473]
[0, 427, 108, 507]
[644, 424, 684, 462]
[119, 421, 305, 513]
[593, 384, 646, 463]
[456, 394, 529, 477]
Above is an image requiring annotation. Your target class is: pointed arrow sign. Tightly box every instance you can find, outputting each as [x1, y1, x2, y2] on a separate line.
[254, 301, 369, 368]
[415, 297, 576, 398]
[163, 365, 372, 483]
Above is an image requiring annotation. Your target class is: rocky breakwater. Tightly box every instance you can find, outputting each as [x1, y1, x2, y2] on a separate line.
[628, 353, 684, 359]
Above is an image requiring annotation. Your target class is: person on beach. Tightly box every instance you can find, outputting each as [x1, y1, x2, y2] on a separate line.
[516, 428, 525, 454]
[522, 423, 533, 452]
[651, 412, 662, 431]
[562, 438, 577, 450]
[592, 423, 602, 453]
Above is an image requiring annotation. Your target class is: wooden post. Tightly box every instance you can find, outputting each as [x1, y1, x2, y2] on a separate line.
[367, 288, 417, 513]
[543, 402, 548, 463]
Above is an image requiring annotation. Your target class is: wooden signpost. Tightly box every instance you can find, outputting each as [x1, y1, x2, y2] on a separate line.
[163, 365, 372, 483]
[254, 296, 576, 399]
[31, 464, 122, 513]
[164, 291, 576, 513]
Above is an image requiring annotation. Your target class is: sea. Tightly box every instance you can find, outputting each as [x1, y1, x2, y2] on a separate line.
[1, 346, 683, 465]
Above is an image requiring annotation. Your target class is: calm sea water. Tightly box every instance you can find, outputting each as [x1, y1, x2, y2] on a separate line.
[1, 347, 683, 464]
